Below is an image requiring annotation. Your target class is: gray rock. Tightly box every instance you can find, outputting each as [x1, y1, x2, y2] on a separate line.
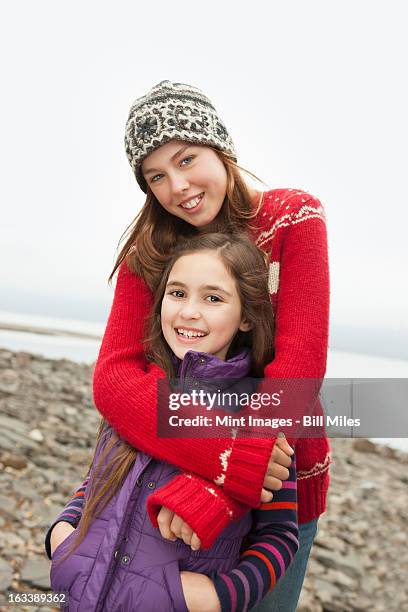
[313, 578, 342, 605]
[306, 558, 326, 577]
[0, 531, 26, 551]
[18, 527, 31, 541]
[0, 557, 13, 590]
[40, 468, 61, 486]
[20, 556, 51, 590]
[0, 451, 28, 469]
[314, 535, 347, 554]
[0, 368, 20, 394]
[24, 501, 63, 529]
[28, 429, 44, 442]
[360, 572, 382, 595]
[0, 414, 30, 435]
[352, 438, 377, 453]
[0, 428, 38, 452]
[348, 596, 380, 612]
[325, 568, 356, 589]
[297, 588, 323, 612]
[0, 493, 16, 520]
[314, 549, 364, 580]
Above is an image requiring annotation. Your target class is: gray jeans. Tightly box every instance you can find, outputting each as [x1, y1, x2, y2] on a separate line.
[251, 519, 318, 612]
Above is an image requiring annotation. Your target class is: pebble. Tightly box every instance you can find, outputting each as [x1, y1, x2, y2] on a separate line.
[28, 429, 44, 443]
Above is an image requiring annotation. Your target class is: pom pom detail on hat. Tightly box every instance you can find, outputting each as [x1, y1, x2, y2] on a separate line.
[124, 80, 237, 192]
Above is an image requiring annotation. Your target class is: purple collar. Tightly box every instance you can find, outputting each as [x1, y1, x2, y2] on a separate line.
[172, 348, 251, 387]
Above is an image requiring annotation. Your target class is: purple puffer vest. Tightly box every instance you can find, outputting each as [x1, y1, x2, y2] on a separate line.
[50, 350, 254, 611]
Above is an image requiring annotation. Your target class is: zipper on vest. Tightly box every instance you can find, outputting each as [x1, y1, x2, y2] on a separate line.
[95, 473, 144, 610]
[182, 356, 194, 393]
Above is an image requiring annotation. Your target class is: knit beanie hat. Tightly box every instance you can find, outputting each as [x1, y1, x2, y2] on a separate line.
[124, 80, 237, 192]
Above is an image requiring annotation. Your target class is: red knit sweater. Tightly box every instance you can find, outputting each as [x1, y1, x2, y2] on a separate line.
[93, 188, 331, 548]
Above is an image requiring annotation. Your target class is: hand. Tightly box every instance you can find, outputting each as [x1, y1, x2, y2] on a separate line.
[50, 521, 75, 557]
[180, 571, 221, 612]
[157, 507, 201, 550]
[261, 434, 294, 502]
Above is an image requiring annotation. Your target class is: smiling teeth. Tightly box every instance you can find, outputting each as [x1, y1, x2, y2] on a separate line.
[177, 328, 206, 338]
[181, 194, 203, 209]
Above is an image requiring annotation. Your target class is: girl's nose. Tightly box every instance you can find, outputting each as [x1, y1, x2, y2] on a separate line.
[179, 301, 201, 320]
[169, 171, 189, 195]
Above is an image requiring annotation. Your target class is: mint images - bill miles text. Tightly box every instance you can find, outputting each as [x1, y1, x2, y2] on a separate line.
[167, 415, 362, 428]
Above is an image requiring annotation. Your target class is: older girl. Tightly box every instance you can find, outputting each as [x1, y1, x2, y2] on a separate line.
[47, 81, 330, 611]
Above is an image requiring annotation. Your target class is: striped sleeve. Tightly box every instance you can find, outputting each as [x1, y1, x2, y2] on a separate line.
[213, 457, 298, 612]
[44, 476, 88, 560]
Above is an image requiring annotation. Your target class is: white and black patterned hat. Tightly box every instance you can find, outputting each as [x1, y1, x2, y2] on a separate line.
[124, 80, 237, 192]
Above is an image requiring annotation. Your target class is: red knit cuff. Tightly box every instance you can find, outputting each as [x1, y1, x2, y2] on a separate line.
[223, 437, 276, 506]
[147, 474, 249, 549]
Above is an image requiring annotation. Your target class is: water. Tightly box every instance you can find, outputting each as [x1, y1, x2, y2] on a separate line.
[0, 328, 101, 363]
[325, 351, 408, 452]
[0, 310, 105, 337]
[326, 349, 408, 378]
[1, 311, 407, 452]
[0, 310, 103, 362]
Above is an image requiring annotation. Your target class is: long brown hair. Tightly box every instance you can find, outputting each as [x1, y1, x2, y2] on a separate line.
[57, 156, 271, 560]
[108, 148, 266, 290]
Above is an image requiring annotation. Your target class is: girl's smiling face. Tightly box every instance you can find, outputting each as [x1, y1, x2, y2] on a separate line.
[161, 251, 251, 360]
[142, 141, 228, 229]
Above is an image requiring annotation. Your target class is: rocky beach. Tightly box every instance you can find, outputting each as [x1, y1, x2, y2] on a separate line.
[0, 347, 407, 611]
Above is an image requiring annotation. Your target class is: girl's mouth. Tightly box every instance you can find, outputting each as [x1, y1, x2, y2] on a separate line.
[175, 327, 208, 343]
[179, 193, 204, 213]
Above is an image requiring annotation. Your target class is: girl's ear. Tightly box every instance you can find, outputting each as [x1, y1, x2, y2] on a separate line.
[239, 317, 252, 332]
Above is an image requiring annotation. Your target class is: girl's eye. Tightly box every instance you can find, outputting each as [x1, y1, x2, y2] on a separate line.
[180, 155, 194, 167]
[150, 156, 193, 182]
[170, 290, 185, 298]
[205, 295, 221, 303]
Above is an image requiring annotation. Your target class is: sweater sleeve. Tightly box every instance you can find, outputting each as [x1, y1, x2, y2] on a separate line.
[147, 472, 251, 550]
[92, 260, 274, 507]
[264, 195, 329, 380]
[212, 457, 299, 612]
[257, 195, 330, 446]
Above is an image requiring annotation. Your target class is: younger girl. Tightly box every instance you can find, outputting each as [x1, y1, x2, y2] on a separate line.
[48, 233, 298, 612]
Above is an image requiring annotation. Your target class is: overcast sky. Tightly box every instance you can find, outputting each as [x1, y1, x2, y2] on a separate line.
[1, 1, 407, 353]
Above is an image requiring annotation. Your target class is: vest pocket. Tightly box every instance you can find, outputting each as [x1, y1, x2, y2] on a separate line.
[104, 565, 187, 612]
[163, 560, 189, 612]
[50, 529, 93, 604]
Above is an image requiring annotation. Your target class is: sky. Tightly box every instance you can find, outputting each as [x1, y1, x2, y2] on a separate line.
[1, 1, 407, 358]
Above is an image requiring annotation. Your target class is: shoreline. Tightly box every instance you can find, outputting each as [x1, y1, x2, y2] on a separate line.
[0, 322, 101, 341]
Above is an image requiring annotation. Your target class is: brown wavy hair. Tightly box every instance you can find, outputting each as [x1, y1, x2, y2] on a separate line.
[56, 154, 273, 562]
